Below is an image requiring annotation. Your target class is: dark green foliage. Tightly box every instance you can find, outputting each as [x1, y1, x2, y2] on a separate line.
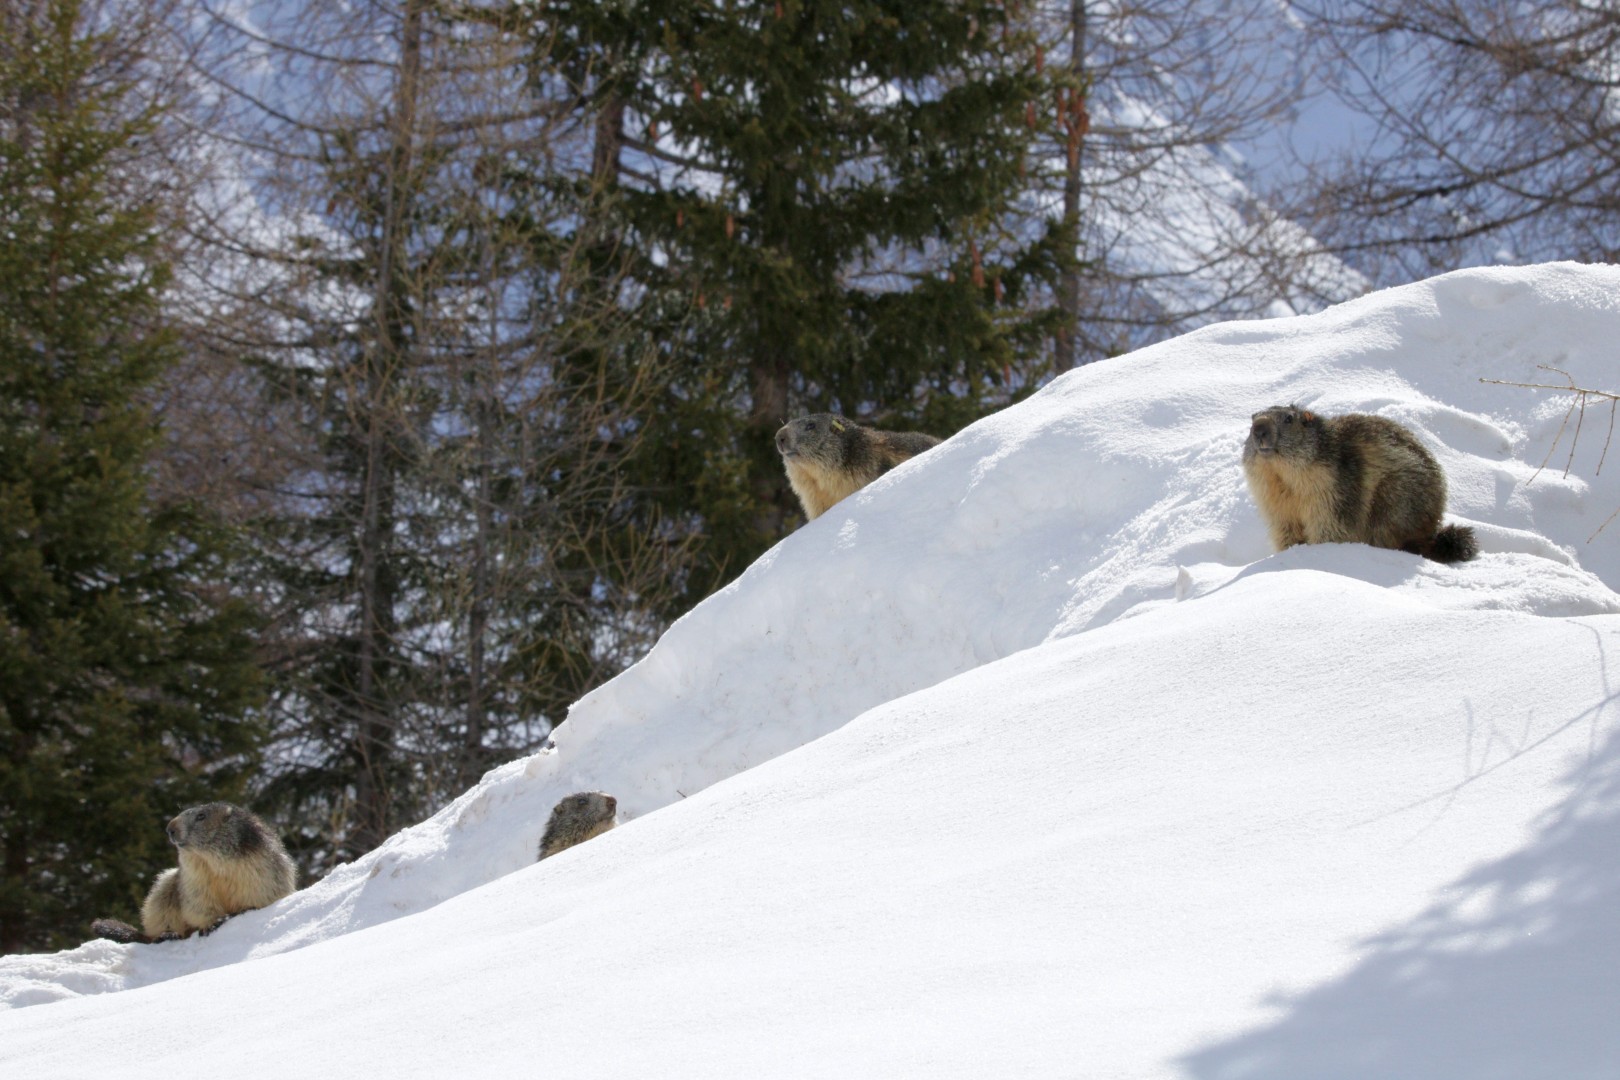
[532, 0, 1073, 600]
[0, 0, 264, 953]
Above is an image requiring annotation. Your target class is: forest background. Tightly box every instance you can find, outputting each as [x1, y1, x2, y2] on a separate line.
[2, 0, 1615, 952]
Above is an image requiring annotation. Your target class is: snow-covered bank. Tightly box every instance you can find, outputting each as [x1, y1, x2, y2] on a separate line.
[2, 555, 1617, 1078]
[3, 261, 1619, 1075]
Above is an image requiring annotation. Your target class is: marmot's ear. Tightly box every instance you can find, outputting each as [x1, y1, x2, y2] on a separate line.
[1301, 411, 1317, 424]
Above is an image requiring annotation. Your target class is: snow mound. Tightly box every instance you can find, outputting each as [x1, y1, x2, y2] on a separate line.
[1, 557, 1615, 1078]
[5, 261, 1620, 1010]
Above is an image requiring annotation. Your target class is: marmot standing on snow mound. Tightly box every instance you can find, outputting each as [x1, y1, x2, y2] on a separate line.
[1242, 404, 1478, 563]
[538, 792, 618, 860]
[91, 802, 297, 944]
[775, 413, 941, 521]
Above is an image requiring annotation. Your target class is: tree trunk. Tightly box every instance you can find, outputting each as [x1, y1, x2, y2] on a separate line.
[351, 0, 424, 855]
[1055, 0, 1085, 374]
[0, 766, 28, 954]
[748, 353, 791, 536]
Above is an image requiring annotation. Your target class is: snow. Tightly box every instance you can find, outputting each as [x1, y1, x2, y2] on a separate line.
[3, 262, 1620, 1078]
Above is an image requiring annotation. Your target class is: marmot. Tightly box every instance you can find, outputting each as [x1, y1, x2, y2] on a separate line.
[775, 413, 941, 521]
[538, 792, 618, 860]
[1242, 404, 1478, 563]
[91, 802, 297, 944]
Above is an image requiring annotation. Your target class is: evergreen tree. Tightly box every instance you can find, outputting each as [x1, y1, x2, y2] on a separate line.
[0, 0, 264, 953]
[541, 0, 1073, 594]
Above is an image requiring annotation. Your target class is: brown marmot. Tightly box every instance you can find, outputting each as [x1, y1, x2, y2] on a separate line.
[91, 802, 297, 944]
[1242, 405, 1478, 563]
[775, 413, 941, 521]
[538, 792, 618, 860]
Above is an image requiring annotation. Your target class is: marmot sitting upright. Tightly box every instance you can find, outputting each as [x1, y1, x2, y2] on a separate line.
[92, 802, 297, 944]
[538, 792, 618, 860]
[1242, 404, 1478, 563]
[775, 413, 941, 521]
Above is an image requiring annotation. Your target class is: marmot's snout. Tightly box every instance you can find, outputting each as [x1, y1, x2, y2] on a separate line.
[775, 423, 798, 456]
[166, 816, 185, 846]
[1248, 412, 1279, 452]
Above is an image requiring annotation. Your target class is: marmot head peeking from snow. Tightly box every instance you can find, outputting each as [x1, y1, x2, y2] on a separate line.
[539, 792, 618, 860]
[774, 413, 942, 522]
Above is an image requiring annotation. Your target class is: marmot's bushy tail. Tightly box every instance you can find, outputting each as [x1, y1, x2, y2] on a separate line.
[91, 918, 149, 944]
[1423, 524, 1479, 564]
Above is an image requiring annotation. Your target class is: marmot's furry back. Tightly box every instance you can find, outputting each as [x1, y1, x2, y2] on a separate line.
[775, 414, 940, 521]
[1242, 405, 1478, 563]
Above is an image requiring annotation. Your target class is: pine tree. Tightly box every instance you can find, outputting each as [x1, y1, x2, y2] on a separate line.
[539, 0, 1073, 593]
[0, 0, 264, 953]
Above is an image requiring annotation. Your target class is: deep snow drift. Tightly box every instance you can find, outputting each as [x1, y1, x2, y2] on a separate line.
[2, 263, 1618, 1078]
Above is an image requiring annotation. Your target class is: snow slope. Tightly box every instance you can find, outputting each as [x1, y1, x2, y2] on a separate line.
[2, 263, 1619, 1077]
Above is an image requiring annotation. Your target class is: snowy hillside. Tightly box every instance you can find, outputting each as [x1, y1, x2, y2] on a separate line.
[2, 263, 1619, 1077]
